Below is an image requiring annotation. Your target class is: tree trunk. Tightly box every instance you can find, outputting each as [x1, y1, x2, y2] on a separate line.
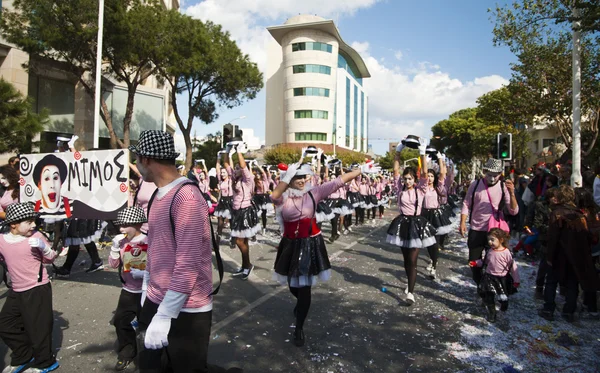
[100, 98, 123, 149]
[122, 87, 136, 148]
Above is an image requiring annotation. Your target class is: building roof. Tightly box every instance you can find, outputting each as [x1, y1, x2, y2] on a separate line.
[267, 16, 371, 78]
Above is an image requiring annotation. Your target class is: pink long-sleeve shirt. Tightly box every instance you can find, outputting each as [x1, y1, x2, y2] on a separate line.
[134, 179, 157, 233]
[255, 174, 269, 194]
[349, 178, 360, 193]
[198, 178, 209, 194]
[359, 182, 369, 196]
[218, 167, 233, 197]
[232, 167, 254, 210]
[397, 178, 427, 216]
[0, 232, 56, 292]
[108, 233, 147, 293]
[146, 178, 212, 312]
[422, 180, 446, 209]
[273, 177, 344, 222]
[0, 190, 17, 211]
[461, 179, 519, 231]
[475, 247, 520, 283]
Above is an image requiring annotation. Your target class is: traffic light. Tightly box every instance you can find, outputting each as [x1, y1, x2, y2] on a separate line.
[498, 133, 512, 160]
[222, 123, 233, 147]
[233, 125, 243, 142]
[492, 136, 499, 159]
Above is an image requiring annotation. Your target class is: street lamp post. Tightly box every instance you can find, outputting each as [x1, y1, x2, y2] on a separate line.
[404, 158, 419, 167]
[92, 0, 105, 149]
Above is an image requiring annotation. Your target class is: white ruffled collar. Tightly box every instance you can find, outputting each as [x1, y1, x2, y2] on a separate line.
[283, 185, 313, 199]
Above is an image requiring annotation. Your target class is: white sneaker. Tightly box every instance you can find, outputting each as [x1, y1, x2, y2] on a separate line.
[429, 267, 436, 279]
[59, 246, 69, 257]
[426, 262, 433, 272]
[404, 287, 409, 295]
[406, 292, 415, 305]
[343, 229, 349, 235]
[348, 227, 353, 232]
[261, 228, 267, 236]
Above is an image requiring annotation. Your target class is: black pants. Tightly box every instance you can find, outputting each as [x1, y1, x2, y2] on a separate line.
[467, 229, 489, 284]
[330, 214, 339, 237]
[378, 205, 384, 217]
[536, 252, 550, 288]
[356, 207, 365, 225]
[115, 290, 142, 360]
[261, 210, 267, 230]
[289, 286, 311, 330]
[344, 214, 352, 229]
[436, 234, 447, 249]
[0, 284, 56, 369]
[138, 300, 211, 373]
[544, 265, 579, 314]
[63, 242, 102, 271]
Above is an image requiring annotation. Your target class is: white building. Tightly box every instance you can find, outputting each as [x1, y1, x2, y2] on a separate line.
[265, 15, 371, 152]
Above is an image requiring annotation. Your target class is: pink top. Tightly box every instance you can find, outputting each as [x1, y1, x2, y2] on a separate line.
[359, 182, 369, 196]
[0, 190, 17, 211]
[475, 247, 520, 283]
[219, 168, 233, 197]
[147, 178, 212, 311]
[349, 178, 360, 193]
[198, 178, 209, 194]
[255, 174, 269, 194]
[311, 175, 321, 187]
[232, 167, 254, 210]
[422, 180, 446, 209]
[273, 177, 344, 222]
[0, 232, 56, 292]
[134, 179, 157, 233]
[328, 185, 343, 199]
[397, 179, 427, 216]
[461, 179, 519, 231]
[108, 234, 147, 293]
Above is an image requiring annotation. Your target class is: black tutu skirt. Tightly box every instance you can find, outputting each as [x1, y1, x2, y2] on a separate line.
[214, 196, 233, 219]
[252, 194, 270, 210]
[347, 192, 362, 208]
[273, 235, 332, 288]
[478, 273, 514, 300]
[362, 195, 378, 208]
[63, 218, 106, 246]
[230, 206, 261, 238]
[378, 195, 389, 207]
[331, 198, 354, 216]
[316, 201, 335, 223]
[386, 215, 437, 249]
[421, 207, 453, 236]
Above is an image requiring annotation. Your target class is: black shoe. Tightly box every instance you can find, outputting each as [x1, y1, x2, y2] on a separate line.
[251, 236, 257, 242]
[86, 261, 104, 273]
[538, 309, 554, 321]
[293, 329, 305, 347]
[241, 265, 254, 281]
[231, 268, 244, 277]
[500, 301, 508, 312]
[535, 287, 544, 300]
[54, 266, 71, 278]
[485, 304, 496, 323]
[115, 358, 132, 371]
[561, 312, 575, 323]
[229, 240, 236, 249]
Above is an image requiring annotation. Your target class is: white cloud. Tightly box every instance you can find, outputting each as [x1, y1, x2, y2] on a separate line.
[394, 50, 403, 60]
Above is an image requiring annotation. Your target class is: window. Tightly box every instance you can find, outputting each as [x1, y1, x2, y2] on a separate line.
[345, 78, 351, 147]
[292, 42, 333, 53]
[292, 64, 332, 75]
[542, 138, 554, 148]
[354, 85, 358, 150]
[295, 132, 327, 141]
[338, 53, 363, 85]
[294, 110, 328, 119]
[293, 87, 330, 97]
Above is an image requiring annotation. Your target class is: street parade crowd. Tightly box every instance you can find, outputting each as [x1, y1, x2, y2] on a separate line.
[0, 130, 598, 372]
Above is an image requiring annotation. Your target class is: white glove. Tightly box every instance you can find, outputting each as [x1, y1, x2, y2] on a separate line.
[141, 270, 150, 307]
[418, 137, 429, 155]
[300, 147, 308, 159]
[396, 143, 405, 153]
[281, 163, 300, 184]
[200, 159, 206, 165]
[217, 151, 222, 160]
[29, 237, 52, 257]
[229, 146, 237, 156]
[436, 151, 443, 160]
[360, 161, 381, 174]
[130, 268, 146, 280]
[144, 313, 172, 350]
[68, 135, 79, 149]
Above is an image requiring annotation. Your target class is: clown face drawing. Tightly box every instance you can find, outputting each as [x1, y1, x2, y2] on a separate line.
[32, 154, 71, 221]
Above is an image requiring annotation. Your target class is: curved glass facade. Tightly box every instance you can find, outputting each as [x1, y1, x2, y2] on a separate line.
[292, 42, 333, 53]
[338, 54, 363, 85]
[294, 110, 328, 119]
[292, 64, 332, 75]
[293, 87, 330, 97]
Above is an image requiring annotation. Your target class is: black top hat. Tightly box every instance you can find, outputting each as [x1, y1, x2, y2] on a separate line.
[128, 130, 179, 160]
[401, 135, 420, 149]
[3, 203, 39, 224]
[305, 146, 319, 154]
[33, 154, 68, 186]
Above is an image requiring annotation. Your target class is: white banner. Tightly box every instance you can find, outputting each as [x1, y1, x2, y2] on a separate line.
[19, 150, 129, 221]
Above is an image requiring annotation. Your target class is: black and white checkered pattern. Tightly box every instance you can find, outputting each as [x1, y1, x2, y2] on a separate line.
[482, 158, 503, 173]
[3, 202, 39, 224]
[114, 206, 147, 226]
[128, 130, 179, 160]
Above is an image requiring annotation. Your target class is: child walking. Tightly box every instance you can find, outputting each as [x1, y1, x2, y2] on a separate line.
[0, 203, 59, 373]
[470, 228, 520, 322]
[108, 207, 148, 371]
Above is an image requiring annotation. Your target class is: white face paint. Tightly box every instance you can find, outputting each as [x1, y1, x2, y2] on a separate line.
[485, 172, 501, 186]
[119, 225, 138, 238]
[12, 219, 36, 237]
[39, 165, 62, 210]
[403, 174, 415, 188]
[0, 174, 8, 188]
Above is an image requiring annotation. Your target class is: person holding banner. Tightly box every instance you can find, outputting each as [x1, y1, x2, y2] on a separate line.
[128, 130, 216, 373]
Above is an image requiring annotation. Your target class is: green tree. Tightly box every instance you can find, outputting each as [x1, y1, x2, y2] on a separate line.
[157, 13, 263, 170]
[264, 146, 301, 166]
[0, 78, 48, 154]
[378, 149, 420, 170]
[191, 133, 223, 168]
[1, 0, 171, 149]
[430, 108, 501, 164]
[491, 1, 600, 156]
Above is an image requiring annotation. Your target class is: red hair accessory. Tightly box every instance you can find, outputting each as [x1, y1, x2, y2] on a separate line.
[277, 163, 288, 171]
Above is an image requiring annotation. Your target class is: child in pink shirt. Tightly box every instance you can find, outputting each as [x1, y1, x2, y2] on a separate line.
[0, 203, 59, 372]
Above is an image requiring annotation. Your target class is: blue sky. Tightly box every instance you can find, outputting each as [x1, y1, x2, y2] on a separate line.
[175, 0, 515, 154]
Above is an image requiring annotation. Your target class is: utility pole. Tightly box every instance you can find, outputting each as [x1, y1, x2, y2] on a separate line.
[571, 5, 582, 187]
[92, 0, 104, 149]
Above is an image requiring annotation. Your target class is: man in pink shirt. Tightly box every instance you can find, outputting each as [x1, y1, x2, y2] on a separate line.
[459, 158, 518, 285]
[129, 130, 215, 373]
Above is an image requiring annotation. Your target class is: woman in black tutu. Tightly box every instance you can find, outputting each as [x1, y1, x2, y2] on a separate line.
[420, 153, 451, 279]
[386, 138, 437, 304]
[271, 160, 378, 347]
[252, 161, 271, 236]
[214, 150, 234, 243]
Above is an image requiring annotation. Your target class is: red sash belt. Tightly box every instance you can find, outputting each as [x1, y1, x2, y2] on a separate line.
[283, 218, 320, 239]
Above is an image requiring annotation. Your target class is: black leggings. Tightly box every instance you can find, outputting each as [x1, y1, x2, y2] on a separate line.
[426, 244, 439, 268]
[366, 207, 376, 219]
[261, 210, 267, 230]
[356, 208, 365, 224]
[330, 214, 340, 236]
[401, 247, 419, 293]
[289, 286, 311, 330]
[436, 234, 447, 249]
[378, 205, 384, 217]
[345, 214, 352, 228]
[63, 242, 101, 271]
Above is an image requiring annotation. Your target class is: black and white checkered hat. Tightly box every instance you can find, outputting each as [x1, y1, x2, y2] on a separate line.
[128, 130, 179, 160]
[114, 206, 147, 226]
[482, 158, 504, 173]
[3, 203, 39, 224]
